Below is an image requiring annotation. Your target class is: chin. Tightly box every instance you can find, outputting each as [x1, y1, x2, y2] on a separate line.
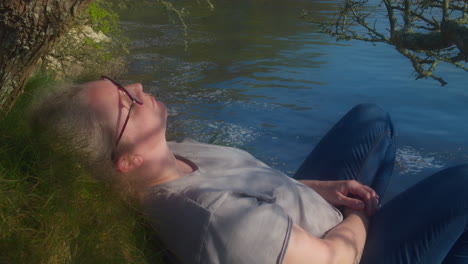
[157, 101, 168, 118]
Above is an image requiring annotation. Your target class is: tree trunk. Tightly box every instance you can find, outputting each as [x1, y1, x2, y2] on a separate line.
[0, 0, 93, 114]
[441, 20, 468, 60]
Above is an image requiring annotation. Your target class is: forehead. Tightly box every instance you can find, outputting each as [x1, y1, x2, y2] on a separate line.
[86, 79, 117, 101]
[85, 80, 119, 117]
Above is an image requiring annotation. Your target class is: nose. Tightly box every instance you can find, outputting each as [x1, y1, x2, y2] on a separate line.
[125, 83, 143, 94]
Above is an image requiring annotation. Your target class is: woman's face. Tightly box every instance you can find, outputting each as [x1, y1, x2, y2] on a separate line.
[85, 79, 168, 157]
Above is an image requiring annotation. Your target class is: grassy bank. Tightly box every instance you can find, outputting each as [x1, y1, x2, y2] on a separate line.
[0, 75, 165, 264]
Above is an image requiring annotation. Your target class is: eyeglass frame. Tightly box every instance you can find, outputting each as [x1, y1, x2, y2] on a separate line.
[100, 76, 143, 153]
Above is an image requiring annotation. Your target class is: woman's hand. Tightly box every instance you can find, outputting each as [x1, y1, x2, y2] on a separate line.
[299, 180, 379, 216]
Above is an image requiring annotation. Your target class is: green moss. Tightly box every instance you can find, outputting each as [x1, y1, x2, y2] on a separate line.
[86, 0, 120, 35]
[0, 75, 165, 264]
[40, 0, 129, 81]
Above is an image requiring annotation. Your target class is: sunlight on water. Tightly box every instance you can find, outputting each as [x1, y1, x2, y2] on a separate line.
[171, 119, 260, 147]
[396, 146, 444, 175]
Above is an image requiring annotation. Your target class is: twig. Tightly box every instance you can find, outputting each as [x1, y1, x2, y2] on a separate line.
[383, 0, 397, 36]
[397, 47, 448, 85]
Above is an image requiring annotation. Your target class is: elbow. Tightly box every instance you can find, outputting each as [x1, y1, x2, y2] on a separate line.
[322, 238, 361, 264]
[322, 240, 341, 264]
[283, 223, 361, 264]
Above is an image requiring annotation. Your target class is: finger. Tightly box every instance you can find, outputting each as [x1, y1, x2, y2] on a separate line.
[349, 185, 372, 201]
[365, 197, 379, 217]
[362, 185, 379, 199]
[374, 198, 380, 214]
[364, 197, 374, 216]
[338, 193, 365, 210]
[347, 181, 378, 199]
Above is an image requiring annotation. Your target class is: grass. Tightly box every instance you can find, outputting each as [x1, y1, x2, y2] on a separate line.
[0, 74, 166, 264]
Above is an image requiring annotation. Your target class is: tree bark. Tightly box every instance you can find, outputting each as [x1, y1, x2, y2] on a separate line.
[391, 30, 453, 52]
[441, 20, 468, 60]
[391, 20, 468, 58]
[0, 0, 93, 114]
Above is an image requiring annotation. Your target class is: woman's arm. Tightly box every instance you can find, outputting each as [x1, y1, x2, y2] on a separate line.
[283, 208, 369, 264]
[299, 179, 379, 216]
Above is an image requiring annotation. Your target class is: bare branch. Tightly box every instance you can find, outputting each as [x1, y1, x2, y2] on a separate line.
[454, 17, 468, 24]
[443, 0, 450, 22]
[464, 3, 467, 20]
[403, 0, 412, 27]
[304, 0, 467, 85]
[427, 51, 468, 71]
[383, 0, 397, 35]
[348, 4, 388, 41]
[392, 6, 439, 28]
[428, 2, 465, 12]
[397, 48, 448, 85]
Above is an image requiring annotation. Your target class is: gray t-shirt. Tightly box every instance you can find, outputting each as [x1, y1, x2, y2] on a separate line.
[143, 139, 343, 264]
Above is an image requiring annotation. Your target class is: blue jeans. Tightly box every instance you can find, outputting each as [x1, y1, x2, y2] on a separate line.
[294, 104, 468, 263]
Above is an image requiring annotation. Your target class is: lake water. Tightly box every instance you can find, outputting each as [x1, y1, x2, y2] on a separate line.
[117, 0, 468, 201]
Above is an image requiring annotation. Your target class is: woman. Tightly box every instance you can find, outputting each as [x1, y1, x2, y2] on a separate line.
[32, 77, 468, 264]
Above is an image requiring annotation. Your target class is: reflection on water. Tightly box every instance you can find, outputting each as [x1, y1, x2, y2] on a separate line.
[118, 0, 467, 197]
[396, 146, 444, 175]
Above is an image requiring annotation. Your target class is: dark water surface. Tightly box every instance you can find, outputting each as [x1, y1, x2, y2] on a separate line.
[118, 0, 468, 201]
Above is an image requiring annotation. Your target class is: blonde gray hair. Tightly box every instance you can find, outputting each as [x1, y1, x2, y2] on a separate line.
[30, 82, 139, 202]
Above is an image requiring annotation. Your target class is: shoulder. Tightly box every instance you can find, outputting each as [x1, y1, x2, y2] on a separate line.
[144, 186, 293, 264]
[143, 186, 228, 264]
[143, 185, 228, 217]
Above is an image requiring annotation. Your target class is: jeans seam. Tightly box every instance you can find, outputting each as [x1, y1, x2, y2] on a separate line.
[355, 130, 394, 183]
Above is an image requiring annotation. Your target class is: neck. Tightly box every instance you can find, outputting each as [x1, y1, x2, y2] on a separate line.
[132, 140, 191, 189]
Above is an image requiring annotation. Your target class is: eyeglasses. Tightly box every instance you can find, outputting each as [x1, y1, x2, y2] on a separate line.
[100, 76, 143, 150]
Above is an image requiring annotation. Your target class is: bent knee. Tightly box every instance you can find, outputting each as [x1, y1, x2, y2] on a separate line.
[351, 103, 385, 116]
[347, 103, 394, 137]
[435, 164, 468, 180]
[421, 164, 468, 195]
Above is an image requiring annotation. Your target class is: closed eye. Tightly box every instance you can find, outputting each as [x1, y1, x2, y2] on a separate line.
[118, 89, 133, 109]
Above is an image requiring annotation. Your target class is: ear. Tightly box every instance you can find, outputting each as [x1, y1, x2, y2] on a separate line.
[116, 154, 144, 173]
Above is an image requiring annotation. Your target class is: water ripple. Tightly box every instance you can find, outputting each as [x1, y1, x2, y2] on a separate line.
[396, 146, 444, 175]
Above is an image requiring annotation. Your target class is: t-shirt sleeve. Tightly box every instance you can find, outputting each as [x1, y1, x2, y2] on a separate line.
[200, 191, 293, 264]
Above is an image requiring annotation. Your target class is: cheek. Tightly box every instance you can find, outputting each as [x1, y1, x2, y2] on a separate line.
[132, 112, 165, 138]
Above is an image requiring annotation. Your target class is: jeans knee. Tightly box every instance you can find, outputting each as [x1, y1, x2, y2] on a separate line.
[434, 164, 468, 182]
[350, 104, 386, 119]
[347, 104, 394, 137]
[352, 103, 382, 112]
[418, 164, 468, 199]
